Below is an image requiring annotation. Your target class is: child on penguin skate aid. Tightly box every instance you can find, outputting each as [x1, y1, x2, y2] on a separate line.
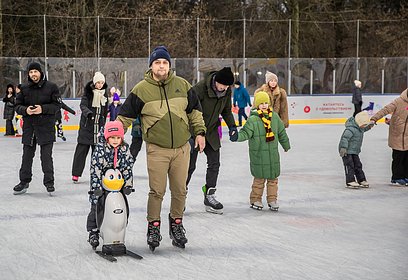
[86, 121, 134, 249]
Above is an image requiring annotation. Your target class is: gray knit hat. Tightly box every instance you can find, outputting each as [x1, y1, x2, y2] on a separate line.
[265, 71, 278, 83]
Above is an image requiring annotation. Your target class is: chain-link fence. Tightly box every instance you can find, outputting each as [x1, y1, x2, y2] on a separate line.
[1, 15, 408, 96]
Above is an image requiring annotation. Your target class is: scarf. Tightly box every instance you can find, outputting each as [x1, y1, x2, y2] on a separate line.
[92, 89, 107, 108]
[257, 108, 275, 142]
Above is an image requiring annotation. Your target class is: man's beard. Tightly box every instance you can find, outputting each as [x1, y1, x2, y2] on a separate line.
[153, 72, 168, 82]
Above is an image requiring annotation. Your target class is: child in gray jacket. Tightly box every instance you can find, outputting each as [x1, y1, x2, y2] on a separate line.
[338, 111, 373, 189]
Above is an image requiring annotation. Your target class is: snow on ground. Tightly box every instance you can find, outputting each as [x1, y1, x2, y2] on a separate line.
[0, 123, 407, 280]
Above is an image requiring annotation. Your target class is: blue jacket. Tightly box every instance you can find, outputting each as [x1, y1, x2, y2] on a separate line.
[233, 85, 251, 109]
[108, 103, 122, 121]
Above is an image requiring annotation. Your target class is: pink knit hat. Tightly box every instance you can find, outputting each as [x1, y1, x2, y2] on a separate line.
[104, 121, 124, 141]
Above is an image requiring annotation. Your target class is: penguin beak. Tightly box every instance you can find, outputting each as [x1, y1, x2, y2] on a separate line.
[102, 177, 125, 192]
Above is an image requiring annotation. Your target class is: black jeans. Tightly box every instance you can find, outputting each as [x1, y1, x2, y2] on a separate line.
[19, 139, 54, 186]
[353, 102, 362, 117]
[5, 119, 15, 135]
[187, 138, 220, 188]
[72, 143, 95, 177]
[342, 154, 366, 183]
[238, 108, 248, 126]
[392, 149, 408, 180]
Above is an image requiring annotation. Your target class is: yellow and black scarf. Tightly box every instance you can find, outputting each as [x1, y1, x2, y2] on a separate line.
[257, 108, 275, 142]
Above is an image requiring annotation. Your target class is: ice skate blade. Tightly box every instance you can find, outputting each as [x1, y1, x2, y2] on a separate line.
[205, 206, 223, 214]
[250, 205, 263, 211]
[172, 240, 186, 249]
[269, 207, 279, 212]
[345, 185, 360, 189]
[13, 189, 28, 195]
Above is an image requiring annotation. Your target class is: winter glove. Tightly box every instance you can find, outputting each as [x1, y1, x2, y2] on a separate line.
[93, 187, 103, 197]
[87, 113, 94, 120]
[122, 186, 134, 195]
[229, 127, 238, 142]
[339, 148, 347, 157]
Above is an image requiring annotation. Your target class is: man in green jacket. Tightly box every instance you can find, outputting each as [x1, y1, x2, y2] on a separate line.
[186, 67, 237, 214]
[117, 46, 206, 251]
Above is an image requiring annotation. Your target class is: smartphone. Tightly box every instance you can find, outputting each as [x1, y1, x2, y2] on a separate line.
[30, 105, 37, 110]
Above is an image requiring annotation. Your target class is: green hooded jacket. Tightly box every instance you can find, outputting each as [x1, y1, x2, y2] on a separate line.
[117, 69, 206, 149]
[338, 116, 371, 155]
[237, 109, 290, 179]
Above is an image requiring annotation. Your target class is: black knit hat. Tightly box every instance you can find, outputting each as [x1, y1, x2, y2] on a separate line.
[27, 62, 42, 72]
[149, 46, 171, 67]
[215, 67, 234, 86]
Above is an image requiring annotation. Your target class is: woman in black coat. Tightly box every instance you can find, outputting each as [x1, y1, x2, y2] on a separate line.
[2, 84, 16, 136]
[71, 72, 108, 183]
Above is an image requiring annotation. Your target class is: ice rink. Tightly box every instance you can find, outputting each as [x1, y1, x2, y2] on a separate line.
[1, 123, 407, 280]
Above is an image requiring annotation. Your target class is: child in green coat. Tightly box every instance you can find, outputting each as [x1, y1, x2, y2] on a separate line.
[230, 91, 290, 211]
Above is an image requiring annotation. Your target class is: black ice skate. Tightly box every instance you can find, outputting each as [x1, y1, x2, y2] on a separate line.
[202, 185, 223, 214]
[168, 214, 188, 249]
[147, 221, 162, 251]
[13, 182, 29, 195]
[88, 229, 100, 250]
[45, 184, 55, 193]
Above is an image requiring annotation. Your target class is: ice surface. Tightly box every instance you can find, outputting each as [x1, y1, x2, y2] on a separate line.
[0, 124, 407, 280]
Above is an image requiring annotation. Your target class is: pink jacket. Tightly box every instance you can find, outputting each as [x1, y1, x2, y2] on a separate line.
[371, 89, 408, 151]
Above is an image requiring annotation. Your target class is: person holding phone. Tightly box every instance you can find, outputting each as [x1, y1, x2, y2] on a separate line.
[13, 62, 62, 195]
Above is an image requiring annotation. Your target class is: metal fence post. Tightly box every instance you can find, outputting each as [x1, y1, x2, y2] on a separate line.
[243, 18, 246, 87]
[148, 17, 151, 57]
[288, 19, 291, 95]
[43, 15, 48, 74]
[124, 70, 127, 97]
[333, 58, 336, 94]
[381, 57, 385, 94]
[97, 15, 100, 71]
[356, 19, 360, 80]
[310, 59, 313, 95]
[196, 17, 200, 83]
[72, 70, 76, 98]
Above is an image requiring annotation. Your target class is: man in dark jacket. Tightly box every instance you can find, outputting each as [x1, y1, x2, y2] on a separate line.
[13, 62, 62, 194]
[186, 67, 237, 214]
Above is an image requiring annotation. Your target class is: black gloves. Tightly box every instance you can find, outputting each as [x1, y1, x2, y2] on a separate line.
[87, 113, 94, 120]
[122, 186, 134, 195]
[229, 127, 238, 142]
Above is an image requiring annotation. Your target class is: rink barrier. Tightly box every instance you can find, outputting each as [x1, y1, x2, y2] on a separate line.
[0, 94, 396, 132]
